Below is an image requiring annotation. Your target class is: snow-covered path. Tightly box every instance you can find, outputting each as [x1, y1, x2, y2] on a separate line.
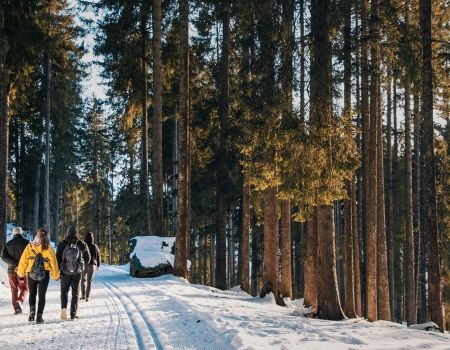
[1, 264, 450, 350]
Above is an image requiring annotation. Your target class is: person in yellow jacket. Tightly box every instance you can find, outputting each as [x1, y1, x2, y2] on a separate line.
[17, 228, 59, 324]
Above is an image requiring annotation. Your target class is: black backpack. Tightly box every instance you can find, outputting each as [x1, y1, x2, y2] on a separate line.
[62, 242, 83, 275]
[29, 244, 49, 281]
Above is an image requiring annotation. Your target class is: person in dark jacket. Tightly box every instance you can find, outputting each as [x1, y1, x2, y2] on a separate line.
[81, 231, 101, 301]
[0, 227, 29, 314]
[56, 226, 90, 320]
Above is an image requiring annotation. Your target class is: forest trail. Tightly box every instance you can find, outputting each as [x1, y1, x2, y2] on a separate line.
[1, 265, 450, 350]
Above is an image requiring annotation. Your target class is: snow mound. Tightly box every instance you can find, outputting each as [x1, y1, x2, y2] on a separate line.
[130, 235, 176, 268]
[409, 322, 441, 332]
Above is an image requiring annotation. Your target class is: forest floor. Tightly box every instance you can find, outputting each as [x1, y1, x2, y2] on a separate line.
[1, 263, 450, 350]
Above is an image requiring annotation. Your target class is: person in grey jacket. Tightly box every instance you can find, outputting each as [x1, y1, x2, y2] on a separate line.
[81, 231, 101, 301]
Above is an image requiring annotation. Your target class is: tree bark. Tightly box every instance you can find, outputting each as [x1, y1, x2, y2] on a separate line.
[43, 49, 51, 235]
[365, 0, 379, 322]
[241, 174, 250, 293]
[215, 0, 230, 291]
[279, 0, 293, 301]
[141, 5, 151, 235]
[317, 205, 345, 320]
[420, 0, 444, 331]
[304, 210, 318, 307]
[376, 76, 390, 321]
[352, 179, 363, 316]
[152, 0, 164, 236]
[280, 199, 292, 299]
[260, 187, 279, 301]
[385, 73, 395, 318]
[404, 70, 416, 325]
[174, 0, 190, 279]
[360, 0, 370, 318]
[343, 0, 355, 317]
[0, 10, 9, 248]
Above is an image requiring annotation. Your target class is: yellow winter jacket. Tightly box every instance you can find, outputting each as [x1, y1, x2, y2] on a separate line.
[17, 243, 60, 281]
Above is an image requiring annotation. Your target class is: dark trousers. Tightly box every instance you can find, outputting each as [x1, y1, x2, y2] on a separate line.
[28, 271, 50, 315]
[81, 264, 96, 299]
[8, 272, 28, 306]
[61, 273, 81, 316]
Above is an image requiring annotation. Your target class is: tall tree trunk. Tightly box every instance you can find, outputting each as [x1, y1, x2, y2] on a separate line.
[304, 210, 318, 306]
[33, 162, 42, 233]
[152, 0, 164, 236]
[404, 70, 416, 325]
[385, 73, 395, 318]
[280, 199, 292, 299]
[173, 0, 190, 279]
[279, 0, 294, 301]
[352, 179, 363, 316]
[365, 0, 379, 322]
[53, 177, 61, 242]
[141, 5, 151, 235]
[215, 0, 230, 291]
[241, 174, 250, 293]
[360, 0, 370, 318]
[299, 0, 305, 125]
[317, 205, 345, 320]
[420, 0, 444, 331]
[343, 0, 355, 317]
[0, 10, 9, 248]
[43, 50, 51, 235]
[311, 0, 344, 320]
[260, 187, 279, 300]
[376, 77, 390, 321]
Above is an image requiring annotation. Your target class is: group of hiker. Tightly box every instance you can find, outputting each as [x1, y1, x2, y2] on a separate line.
[1, 226, 101, 324]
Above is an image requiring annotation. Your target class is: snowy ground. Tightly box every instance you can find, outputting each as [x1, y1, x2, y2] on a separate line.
[1, 262, 450, 350]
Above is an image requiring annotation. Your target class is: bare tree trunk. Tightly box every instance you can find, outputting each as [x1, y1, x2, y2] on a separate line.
[360, 0, 370, 318]
[365, 0, 379, 322]
[420, 0, 444, 331]
[260, 187, 279, 301]
[43, 50, 51, 235]
[280, 199, 292, 299]
[299, 0, 305, 125]
[140, 5, 151, 235]
[215, 0, 230, 290]
[404, 70, 416, 325]
[279, 0, 293, 301]
[174, 0, 190, 279]
[241, 174, 250, 293]
[342, 0, 355, 318]
[0, 11, 9, 248]
[385, 73, 395, 318]
[317, 205, 345, 320]
[33, 162, 42, 233]
[152, 0, 164, 236]
[352, 179, 363, 316]
[304, 211, 318, 306]
[376, 77, 390, 321]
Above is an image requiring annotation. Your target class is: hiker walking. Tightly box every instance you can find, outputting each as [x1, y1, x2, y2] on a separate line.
[17, 228, 59, 324]
[1, 227, 29, 314]
[57, 226, 90, 320]
[81, 231, 101, 301]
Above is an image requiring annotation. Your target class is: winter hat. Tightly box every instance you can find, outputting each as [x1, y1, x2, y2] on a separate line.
[12, 227, 23, 236]
[66, 226, 79, 242]
[85, 231, 94, 245]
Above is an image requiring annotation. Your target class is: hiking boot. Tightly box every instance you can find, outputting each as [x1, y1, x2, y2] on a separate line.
[14, 301, 22, 315]
[61, 308, 68, 320]
[29, 308, 36, 322]
[70, 315, 78, 321]
[85, 298, 89, 302]
[80, 296, 85, 300]
[36, 314, 44, 324]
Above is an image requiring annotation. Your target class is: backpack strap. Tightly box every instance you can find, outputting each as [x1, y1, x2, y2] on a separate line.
[28, 243, 49, 262]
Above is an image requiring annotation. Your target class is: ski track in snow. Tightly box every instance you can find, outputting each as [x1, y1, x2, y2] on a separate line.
[1, 263, 450, 350]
